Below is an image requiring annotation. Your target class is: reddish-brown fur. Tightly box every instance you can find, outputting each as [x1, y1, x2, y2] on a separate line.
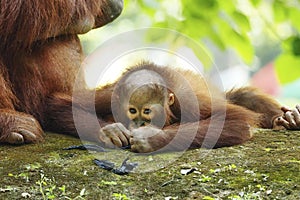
[96, 62, 283, 152]
[0, 0, 123, 144]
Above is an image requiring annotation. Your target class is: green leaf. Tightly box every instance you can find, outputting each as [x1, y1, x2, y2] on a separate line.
[182, 0, 218, 19]
[218, 0, 235, 12]
[203, 196, 215, 200]
[273, 1, 288, 22]
[292, 37, 300, 56]
[275, 54, 300, 84]
[232, 11, 251, 31]
[230, 32, 253, 63]
[249, 0, 261, 6]
[100, 180, 118, 185]
[181, 17, 226, 50]
[289, 7, 300, 30]
[217, 18, 253, 63]
[201, 0, 218, 8]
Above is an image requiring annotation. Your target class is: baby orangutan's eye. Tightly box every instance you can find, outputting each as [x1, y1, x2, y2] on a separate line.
[129, 108, 137, 114]
[143, 108, 151, 115]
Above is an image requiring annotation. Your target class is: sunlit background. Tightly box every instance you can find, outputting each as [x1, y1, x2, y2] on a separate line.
[79, 0, 300, 106]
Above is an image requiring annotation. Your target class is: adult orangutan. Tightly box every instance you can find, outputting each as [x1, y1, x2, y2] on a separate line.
[0, 0, 123, 144]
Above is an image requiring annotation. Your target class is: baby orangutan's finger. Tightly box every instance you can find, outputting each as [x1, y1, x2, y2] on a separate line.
[284, 111, 297, 128]
[98, 123, 131, 148]
[291, 108, 300, 127]
[296, 104, 300, 112]
[98, 132, 115, 148]
[273, 116, 290, 130]
[281, 106, 291, 113]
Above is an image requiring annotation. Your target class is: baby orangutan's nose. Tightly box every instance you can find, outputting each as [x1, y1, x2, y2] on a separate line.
[137, 121, 146, 127]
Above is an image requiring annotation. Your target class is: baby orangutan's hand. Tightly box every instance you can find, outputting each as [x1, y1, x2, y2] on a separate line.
[98, 123, 131, 148]
[273, 105, 300, 130]
[130, 126, 170, 153]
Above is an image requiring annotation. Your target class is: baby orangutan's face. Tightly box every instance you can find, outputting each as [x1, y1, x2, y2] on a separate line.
[126, 85, 174, 130]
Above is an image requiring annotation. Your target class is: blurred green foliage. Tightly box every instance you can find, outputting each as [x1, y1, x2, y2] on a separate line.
[81, 0, 300, 84]
[133, 0, 300, 84]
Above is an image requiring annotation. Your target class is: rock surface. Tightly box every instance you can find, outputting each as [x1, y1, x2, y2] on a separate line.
[0, 129, 299, 199]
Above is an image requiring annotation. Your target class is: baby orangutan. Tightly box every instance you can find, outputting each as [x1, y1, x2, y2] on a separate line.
[95, 62, 298, 153]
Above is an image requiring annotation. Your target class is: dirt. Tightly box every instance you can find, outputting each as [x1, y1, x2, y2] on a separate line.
[0, 129, 299, 200]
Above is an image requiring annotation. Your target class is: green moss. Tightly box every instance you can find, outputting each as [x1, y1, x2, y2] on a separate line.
[1, 130, 300, 199]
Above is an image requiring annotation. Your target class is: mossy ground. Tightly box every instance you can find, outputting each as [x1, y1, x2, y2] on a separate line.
[0, 129, 299, 200]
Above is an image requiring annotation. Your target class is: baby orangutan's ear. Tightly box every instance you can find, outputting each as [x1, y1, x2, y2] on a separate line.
[168, 93, 175, 106]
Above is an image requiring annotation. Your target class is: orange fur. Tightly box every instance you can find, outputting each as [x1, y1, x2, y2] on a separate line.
[95, 62, 283, 151]
[0, 0, 123, 144]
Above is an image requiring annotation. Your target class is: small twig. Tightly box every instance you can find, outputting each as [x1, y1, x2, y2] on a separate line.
[161, 176, 175, 187]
